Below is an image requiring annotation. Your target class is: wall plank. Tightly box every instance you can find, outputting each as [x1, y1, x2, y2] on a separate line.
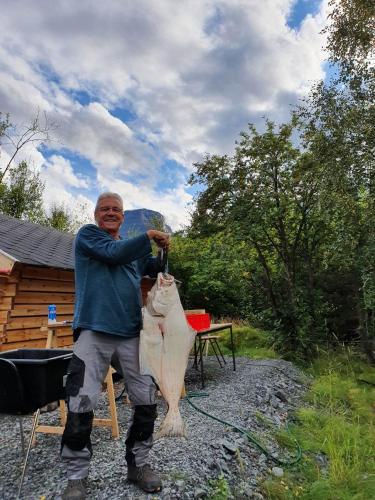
[22, 266, 74, 282]
[10, 304, 74, 317]
[14, 292, 75, 304]
[7, 327, 73, 342]
[7, 314, 72, 330]
[3, 284, 17, 296]
[18, 280, 75, 293]
[0, 298, 13, 311]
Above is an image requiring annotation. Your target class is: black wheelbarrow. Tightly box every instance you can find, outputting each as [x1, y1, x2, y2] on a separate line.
[0, 348, 73, 498]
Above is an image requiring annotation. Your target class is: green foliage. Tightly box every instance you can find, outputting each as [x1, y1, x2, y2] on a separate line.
[45, 203, 74, 232]
[183, 40, 375, 360]
[177, 1, 375, 362]
[264, 349, 375, 499]
[0, 160, 45, 223]
[0, 112, 10, 138]
[219, 326, 277, 359]
[324, 0, 375, 85]
[169, 233, 254, 319]
[208, 473, 231, 500]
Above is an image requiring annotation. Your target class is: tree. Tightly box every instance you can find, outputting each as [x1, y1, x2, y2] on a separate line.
[324, 0, 375, 85]
[0, 160, 45, 223]
[296, 0, 375, 362]
[46, 203, 74, 232]
[0, 110, 55, 182]
[189, 117, 333, 355]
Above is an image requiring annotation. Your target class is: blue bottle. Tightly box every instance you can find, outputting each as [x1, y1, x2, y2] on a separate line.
[48, 304, 57, 323]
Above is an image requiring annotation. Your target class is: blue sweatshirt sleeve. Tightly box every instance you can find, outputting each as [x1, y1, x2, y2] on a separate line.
[75, 225, 152, 264]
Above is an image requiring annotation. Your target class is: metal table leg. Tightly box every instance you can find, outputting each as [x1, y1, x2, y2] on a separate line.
[229, 325, 236, 371]
[198, 335, 205, 388]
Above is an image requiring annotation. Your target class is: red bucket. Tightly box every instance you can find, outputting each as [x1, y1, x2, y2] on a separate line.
[185, 313, 211, 331]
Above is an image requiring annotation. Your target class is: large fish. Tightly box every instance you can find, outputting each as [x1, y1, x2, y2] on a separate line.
[139, 272, 196, 437]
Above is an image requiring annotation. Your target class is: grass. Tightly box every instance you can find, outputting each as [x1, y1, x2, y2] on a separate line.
[203, 326, 375, 499]
[218, 325, 278, 359]
[262, 348, 375, 500]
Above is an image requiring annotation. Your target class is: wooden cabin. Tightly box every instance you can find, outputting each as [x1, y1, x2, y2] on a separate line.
[0, 214, 75, 351]
[0, 214, 157, 351]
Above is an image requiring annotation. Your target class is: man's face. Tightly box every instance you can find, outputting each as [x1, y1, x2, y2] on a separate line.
[95, 197, 124, 236]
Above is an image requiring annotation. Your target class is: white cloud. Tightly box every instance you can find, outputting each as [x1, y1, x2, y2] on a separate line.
[0, 0, 329, 229]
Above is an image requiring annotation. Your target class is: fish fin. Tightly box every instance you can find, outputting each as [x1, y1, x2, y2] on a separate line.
[155, 406, 186, 439]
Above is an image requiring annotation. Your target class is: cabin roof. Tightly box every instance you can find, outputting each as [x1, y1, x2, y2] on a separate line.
[0, 213, 74, 269]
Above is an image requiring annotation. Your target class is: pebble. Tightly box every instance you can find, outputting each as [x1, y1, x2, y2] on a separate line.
[220, 439, 238, 455]
[0, 357, 305, 499]
[271, 466, 284, 477]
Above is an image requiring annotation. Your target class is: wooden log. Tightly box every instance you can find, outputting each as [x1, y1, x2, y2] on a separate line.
[0, 334, 73, 351]
[14, 292, 75, 304]
[10, 304, 74, 317]
[0, 297, 13, 310]
[6, 329, 50, 342]
[3, 284, 17, 296]
[0, 311, 9, 323]
[0, 324, 5, 343]
[21, 266, 74, 282]
[7, 327, 73, 342]
[7, 314, 72, 330]
[5, 272, 20, 284]
[0, 339, 48, 350]
[18, 279, 75, 293]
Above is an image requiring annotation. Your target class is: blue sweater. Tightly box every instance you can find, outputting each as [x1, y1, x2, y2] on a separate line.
[72, 224, 161, 338]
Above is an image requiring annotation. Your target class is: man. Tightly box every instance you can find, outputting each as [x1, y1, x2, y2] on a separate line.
[61, 192, 170, 500]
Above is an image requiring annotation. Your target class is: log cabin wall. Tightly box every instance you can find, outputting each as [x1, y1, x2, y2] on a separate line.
[0, 263, 75, 351]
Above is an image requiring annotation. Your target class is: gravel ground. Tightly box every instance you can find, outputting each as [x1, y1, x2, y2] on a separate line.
[0, 356, 307, 499]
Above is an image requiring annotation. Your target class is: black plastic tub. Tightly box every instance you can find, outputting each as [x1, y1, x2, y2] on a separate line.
[0, 348, 73, 414]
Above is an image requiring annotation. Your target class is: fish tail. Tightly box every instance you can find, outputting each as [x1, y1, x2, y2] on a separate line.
[155, 406, 186, 438]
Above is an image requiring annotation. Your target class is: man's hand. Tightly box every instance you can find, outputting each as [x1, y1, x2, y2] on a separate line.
[147, 230, 170, 249]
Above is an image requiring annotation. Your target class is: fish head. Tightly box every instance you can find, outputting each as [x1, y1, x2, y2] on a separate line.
[147, 272, 178, 317]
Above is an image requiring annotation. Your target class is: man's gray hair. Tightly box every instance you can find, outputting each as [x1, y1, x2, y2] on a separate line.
[95, 192, 123, 212]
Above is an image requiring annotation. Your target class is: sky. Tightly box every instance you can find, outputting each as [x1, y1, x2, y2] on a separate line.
[0, 0, 329, 231]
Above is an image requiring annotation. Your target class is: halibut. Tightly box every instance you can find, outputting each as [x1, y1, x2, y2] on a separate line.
[140, 273, 196, 437]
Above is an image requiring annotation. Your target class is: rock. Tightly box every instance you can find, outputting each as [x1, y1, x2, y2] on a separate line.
[194, 488, 206, 498]
[220, 439, 238, 455]
[176, 480, 185, 489]
[243, 487, 254, 497]
[315, 452, 328, 468]
[275, 390, 288, 403]
[271, 466, 284, 477]
[258, 454, 266, 463]
[270, 396, 280, 408]
[264, 390, 272, 403]
[207, 459, 216, 469]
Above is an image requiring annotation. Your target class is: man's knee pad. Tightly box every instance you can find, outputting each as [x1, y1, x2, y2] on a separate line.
[126, 404, 157, 446]
[65, 354, 85, 397]
[61, 411, 94, 451]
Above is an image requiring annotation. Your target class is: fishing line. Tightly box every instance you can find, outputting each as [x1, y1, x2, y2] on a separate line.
[184, 391, 302, 466]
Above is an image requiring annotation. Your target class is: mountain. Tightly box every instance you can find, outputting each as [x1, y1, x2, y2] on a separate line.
[119, 208, 172, 239]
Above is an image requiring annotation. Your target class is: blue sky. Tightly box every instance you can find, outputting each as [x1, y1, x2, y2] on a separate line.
[0, 0, 328, 230]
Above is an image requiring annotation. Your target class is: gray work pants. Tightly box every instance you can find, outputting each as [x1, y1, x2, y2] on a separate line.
[61, 330, 157, 480]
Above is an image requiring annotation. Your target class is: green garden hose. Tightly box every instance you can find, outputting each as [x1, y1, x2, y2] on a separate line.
[184, 391, 302, 466]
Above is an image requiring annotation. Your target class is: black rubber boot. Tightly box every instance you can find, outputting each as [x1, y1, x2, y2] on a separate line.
[127, 463, 162, 493]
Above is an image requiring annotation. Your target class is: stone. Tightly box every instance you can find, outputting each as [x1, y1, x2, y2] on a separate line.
[270, 396, 280, 408]
[194, 488, 206, 498]
[271, 466, 284, 477]
[275, 390, 288, 403]
[220, 439, 238, 455]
